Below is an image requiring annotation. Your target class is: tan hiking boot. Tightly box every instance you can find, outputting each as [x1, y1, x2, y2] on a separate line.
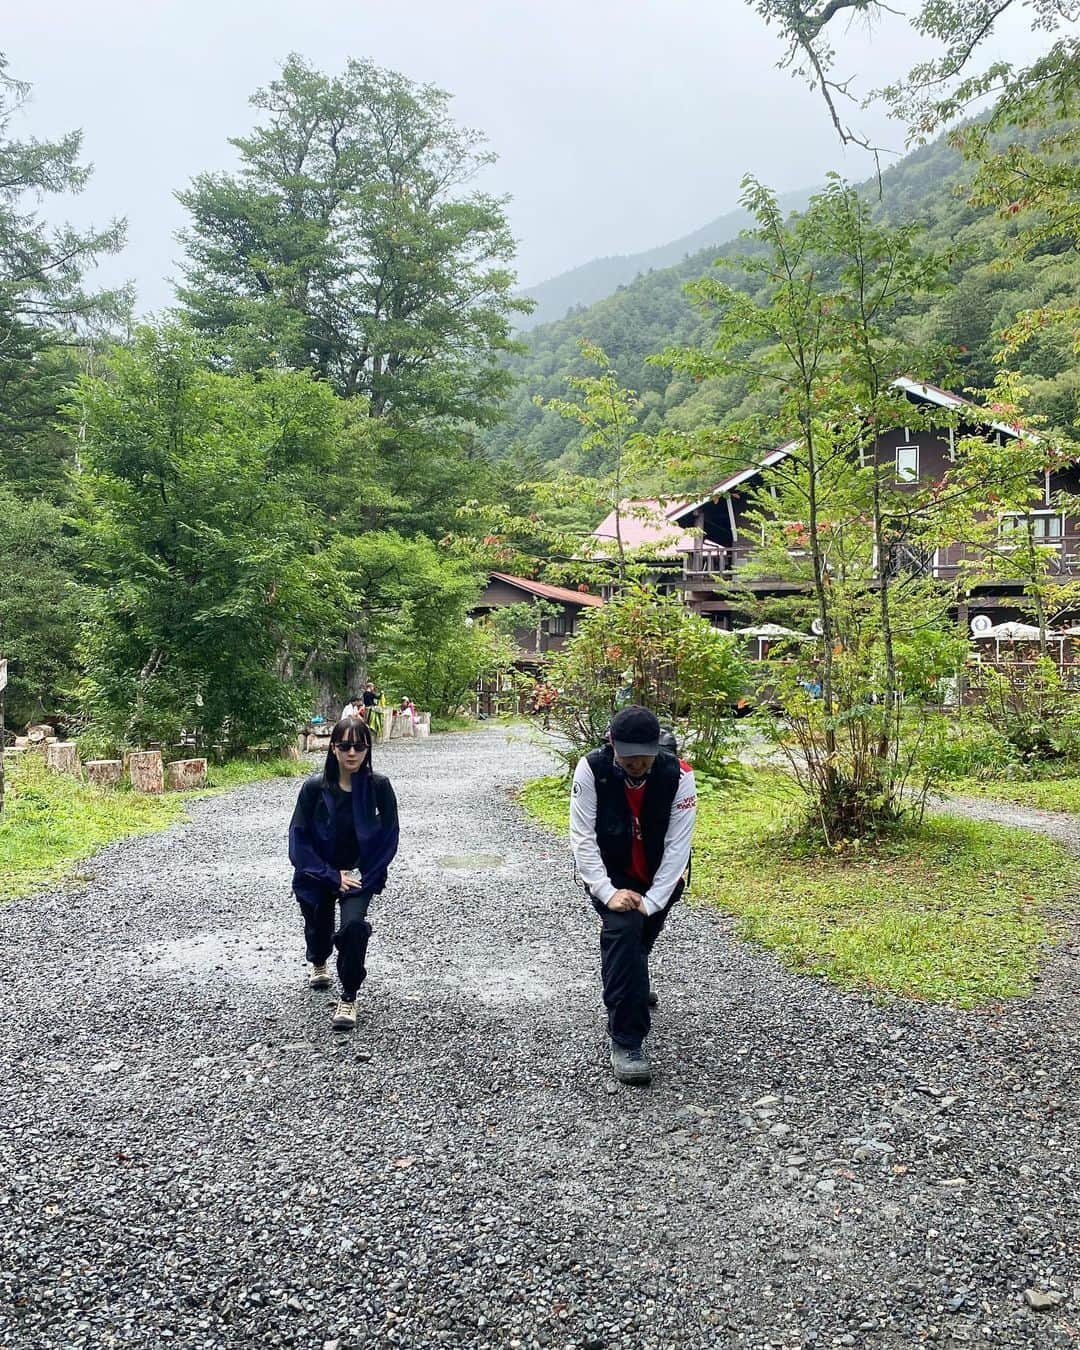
[308, 962, 332, 990]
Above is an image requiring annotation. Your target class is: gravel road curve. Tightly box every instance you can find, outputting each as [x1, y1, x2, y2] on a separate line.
[0, 727, 1076, 1349]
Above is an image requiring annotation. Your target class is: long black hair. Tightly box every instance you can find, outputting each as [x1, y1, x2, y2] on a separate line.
[323, 715, 374, 784]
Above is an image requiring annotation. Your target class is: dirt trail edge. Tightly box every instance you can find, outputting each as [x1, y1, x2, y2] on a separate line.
[0, 727, 1075, 1349]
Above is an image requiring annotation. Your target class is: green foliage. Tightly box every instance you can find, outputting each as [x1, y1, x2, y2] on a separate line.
[0, 54, 129, 500]
[541, 584, 748, 773]
[916, 715, 1021, 781]
[323, 530, 494, 707]
[71, 326, 347, 752]
[973, 656, 1080, 765]
[374, 610, 513, 719]
[486, 127, 1080, 473]
[664, 177, 980, 840]
[0, 750, 307, 901]
[176, 54, 529, 425]
[0, 488, 86, 726]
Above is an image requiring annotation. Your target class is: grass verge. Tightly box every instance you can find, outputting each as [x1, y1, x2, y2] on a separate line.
[519, 769, 1075, 1008]
[947, 776, 1080, 814]
[0, 752, 309, 902]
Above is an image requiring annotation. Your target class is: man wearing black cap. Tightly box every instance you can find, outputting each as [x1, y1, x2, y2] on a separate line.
[570, 705, 697, 1085]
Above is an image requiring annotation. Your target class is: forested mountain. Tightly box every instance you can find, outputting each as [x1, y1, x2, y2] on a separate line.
[517, 186, 812, 329]
[490, 130, 1080, 473]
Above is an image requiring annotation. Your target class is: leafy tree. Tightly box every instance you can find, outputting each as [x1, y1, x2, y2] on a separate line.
[0, 488, 86, 727]
[373, 601, 514, 719]
[661, 177, 1017, 840]
[71, 327, 347, 753]
[0, 54, 129, 498]
[315, 529, 493, 706]
[749, 0, 1079, 372]
[0, 53, 128, 736]
[541, 584, 748, 774]
[176, 54, 529, 424]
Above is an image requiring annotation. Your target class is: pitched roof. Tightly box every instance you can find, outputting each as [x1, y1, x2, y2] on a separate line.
[589, 499, 696, 554]
[892, 376, 1033, 441]
[487, 572, 604, 606]
[670, 378, 1034, 520]
[673, 444, 798, 519]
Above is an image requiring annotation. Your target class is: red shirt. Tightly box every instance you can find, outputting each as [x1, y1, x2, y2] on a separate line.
[623, 780, 651, 888]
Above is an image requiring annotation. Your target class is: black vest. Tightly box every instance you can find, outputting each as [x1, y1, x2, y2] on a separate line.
[586, 745, 681, 890]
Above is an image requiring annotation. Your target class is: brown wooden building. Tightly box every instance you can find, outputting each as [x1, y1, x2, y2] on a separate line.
[473, 572, 604, 660]
[594, 379, 1080, 638]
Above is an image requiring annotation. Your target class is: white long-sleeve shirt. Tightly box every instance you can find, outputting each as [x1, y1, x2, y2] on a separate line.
[569, 754, 697, 916]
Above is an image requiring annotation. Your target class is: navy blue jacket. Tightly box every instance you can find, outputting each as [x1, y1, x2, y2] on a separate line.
[289, 768, 399, 908]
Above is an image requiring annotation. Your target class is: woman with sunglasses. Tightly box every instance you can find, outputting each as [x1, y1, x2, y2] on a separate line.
[288, 715, 400, 1030]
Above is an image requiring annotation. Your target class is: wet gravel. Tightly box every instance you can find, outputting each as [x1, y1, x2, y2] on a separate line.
[0, 726, 1077, 1349]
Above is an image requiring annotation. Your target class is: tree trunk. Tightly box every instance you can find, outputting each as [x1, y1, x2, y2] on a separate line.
[129, 750, 164, 794]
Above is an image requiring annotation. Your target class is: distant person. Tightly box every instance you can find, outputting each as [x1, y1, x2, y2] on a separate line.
[570, 705, 697, 1086]
[340, 693, 363, 720]
[288, 716, 400, 1031]
[361, 682, 379, 719]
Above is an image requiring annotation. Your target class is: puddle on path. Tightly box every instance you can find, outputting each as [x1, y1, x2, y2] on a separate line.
[436, 853, 505, 871]
[138, 921, 292, 982]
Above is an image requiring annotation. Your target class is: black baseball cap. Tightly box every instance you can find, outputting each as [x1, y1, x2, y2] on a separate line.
[609, 705, 661, 757]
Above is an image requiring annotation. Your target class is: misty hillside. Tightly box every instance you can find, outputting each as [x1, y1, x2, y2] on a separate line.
[517, 186, 813, 329]
[488, 130, 1080, 471]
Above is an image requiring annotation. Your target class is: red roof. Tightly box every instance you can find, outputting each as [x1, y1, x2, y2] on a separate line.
[590, 499, 695, 555]
[487, 572, 604, 606]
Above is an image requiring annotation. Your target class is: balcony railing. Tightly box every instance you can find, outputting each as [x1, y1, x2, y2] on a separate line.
[681, 534, 1080, 585]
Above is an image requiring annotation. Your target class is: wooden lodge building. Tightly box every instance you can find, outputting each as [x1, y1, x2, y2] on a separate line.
[591, 379, 1080, 640]
[471, 572, 604, 713]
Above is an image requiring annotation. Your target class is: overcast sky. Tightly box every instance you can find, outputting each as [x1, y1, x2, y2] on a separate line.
[4, 1, 1051, 312]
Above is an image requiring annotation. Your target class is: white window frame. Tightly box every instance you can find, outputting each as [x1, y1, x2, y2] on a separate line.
[895, 444, 919, 483]
[999, 510, 1064, 543]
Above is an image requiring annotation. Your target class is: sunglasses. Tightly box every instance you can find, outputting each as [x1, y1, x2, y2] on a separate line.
[333, 740, 369, 754]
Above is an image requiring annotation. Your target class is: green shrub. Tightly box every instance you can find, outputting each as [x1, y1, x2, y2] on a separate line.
[918, 718, 1021, 781]
[541, 583, 748, 773]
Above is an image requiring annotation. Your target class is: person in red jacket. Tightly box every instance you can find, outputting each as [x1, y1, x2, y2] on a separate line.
[569, 705, 697, 1086]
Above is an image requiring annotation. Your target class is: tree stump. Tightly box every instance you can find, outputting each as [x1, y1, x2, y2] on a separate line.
[165, 758, 208, 790]
[129, 750, 164, 794]
[86, 759, 123, 788]
[26, 724, 54, 745]
[416, 713, 431, 740]
[46, 742, 81, 776]
[389, 713, 403, 739]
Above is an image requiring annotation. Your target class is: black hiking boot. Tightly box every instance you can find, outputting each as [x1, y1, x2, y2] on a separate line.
[610, 1042, 652, 1086]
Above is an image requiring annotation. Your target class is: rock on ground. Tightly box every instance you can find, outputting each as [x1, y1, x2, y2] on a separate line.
[0, 726, 1076, 1349]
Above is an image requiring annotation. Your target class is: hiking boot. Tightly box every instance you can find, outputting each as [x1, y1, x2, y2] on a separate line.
[610, 1042, 652, 1086]
[308, 962, 332, 990]
[331, 1000, 357, 1031]
[648, 985, 659, 1008]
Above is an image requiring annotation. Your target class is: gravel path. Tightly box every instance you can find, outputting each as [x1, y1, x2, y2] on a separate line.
[0, 727, 1076, 1350]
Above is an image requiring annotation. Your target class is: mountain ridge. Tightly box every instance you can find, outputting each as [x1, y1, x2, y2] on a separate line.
[517, 185, 816, 329]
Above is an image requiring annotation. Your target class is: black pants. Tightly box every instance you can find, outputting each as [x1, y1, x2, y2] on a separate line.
[591, 882, 682, 1050]
[298, 890, 373, 1001]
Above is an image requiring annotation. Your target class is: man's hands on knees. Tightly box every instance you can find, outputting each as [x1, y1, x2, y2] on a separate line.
[607, 889, 645, 913]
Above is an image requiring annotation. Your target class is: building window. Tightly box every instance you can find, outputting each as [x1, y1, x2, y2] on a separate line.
[999, 512, 1063, 542]
[549, 612, 567, 635]
[896, 444, 919, 483]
